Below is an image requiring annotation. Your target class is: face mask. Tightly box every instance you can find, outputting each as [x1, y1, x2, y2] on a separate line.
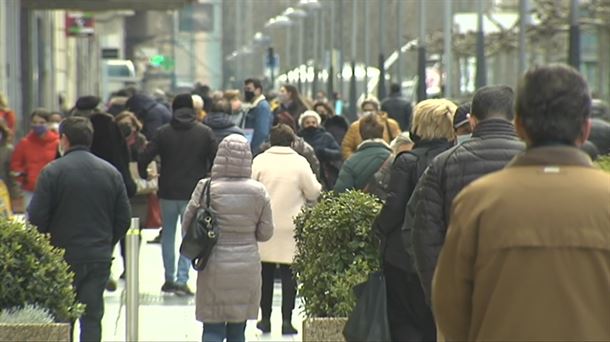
[456, 133, 472, 144]
[118, 124, 133, 138]
[278, 93, 290, 104]
[32, 124, 48, 136]
[302, 126, 318, 134]
[49, 122, 60, 132]
[244, 90, 255, 102]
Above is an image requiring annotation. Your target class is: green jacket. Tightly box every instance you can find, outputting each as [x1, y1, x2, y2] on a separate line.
[334, 139, 392, 193]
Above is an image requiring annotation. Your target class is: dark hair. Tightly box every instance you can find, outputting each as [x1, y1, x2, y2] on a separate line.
[281, 84, 310, 110]
[60, 116, 94, 147]
[359, 113, 384, 140]
[516, 64, 591, 145]
[244, 78, 263, 91]
[269, 124, 295, 146]
[210, 98, 231, 114]
[313, 101, 335, 118]
[471, 85, 514, 121]
[30, 108, 51, 122]
[390, 83, 401, 94]
[115, 111, 143, 132]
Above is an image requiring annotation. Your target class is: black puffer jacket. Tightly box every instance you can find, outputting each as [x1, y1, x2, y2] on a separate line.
[203, 112, 245, 144]
[138, 108, 217, 200]
[126, 94, 172, 140]
[381, 93, 412, 131]
[406, 119, 525, 303]
[373, 138, 453, 272]
[323, 115, 350, 146]
[299, 127, 342, 189]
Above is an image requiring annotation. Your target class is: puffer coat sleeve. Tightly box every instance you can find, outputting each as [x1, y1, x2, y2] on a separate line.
[182, 178, 207, 236]
[256, 191, 274, 242]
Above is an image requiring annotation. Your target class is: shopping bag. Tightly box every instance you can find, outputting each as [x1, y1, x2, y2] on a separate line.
[343, 271, 391, 342]
[144, 193, 162, 228]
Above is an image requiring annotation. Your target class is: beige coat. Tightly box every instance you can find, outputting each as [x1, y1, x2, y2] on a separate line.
[252, 146, 321, 264]
[341, 112, 401, 160]
[182, 135, 274, 323]
[433, 146, 610, 341]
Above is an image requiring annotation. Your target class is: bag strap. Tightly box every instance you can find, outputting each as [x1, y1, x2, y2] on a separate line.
[200, 179, 212, 209]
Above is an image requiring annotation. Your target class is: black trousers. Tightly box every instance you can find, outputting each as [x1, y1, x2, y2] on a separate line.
[70, 262, 111, 342]
[384, 262, 436, 342]
[260, 262, 297, 321]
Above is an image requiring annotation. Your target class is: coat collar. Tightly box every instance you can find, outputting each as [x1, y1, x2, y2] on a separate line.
[507, 145, 593, 168]
[472, 118, 518, 138]
[357, 138, 391, 151]
[266, 146, 296, 155]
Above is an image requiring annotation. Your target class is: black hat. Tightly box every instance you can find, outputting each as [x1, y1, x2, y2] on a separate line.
[75, 96, 101, 111]
[453, 103, 471, 129]
[172, 94, 194, 111]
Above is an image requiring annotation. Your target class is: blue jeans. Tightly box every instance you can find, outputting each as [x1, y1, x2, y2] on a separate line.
[160, 199, 190, 285]
[202, 322, 246, 342]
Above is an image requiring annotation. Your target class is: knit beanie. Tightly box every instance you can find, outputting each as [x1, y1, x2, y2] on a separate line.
[75, 96, 101, 110]
[299, 110, 321, 127]
[172, 94, 194, 111]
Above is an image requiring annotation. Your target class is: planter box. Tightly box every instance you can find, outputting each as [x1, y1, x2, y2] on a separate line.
[302, 317, 348, 342]
[0, 323, 70, 341]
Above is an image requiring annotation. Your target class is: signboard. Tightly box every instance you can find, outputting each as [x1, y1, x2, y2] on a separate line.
[101, 48, 119, 59]
[65, 12, 94, 37]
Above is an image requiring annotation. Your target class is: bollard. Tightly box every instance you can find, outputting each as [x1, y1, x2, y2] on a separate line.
[126, 218, 140, 341]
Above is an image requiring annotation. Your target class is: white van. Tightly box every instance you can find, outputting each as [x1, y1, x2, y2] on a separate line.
[101, 59, 138, 101]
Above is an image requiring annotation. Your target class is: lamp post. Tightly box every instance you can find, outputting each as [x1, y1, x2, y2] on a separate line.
[568, 0, 580, 69]
[443, 0, 453, 98]
[475, 0, 487, 89]
[349, 0, 358, 121]
[378, 0, 387, 100]
[518, 0, 530, 74]
[417, 0, 427, 102]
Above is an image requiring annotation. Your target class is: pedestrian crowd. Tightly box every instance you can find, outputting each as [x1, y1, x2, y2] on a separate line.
[3, 63, 609, 342]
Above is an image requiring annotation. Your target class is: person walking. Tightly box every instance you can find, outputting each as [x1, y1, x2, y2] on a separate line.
[312, 101, 350, 148]
[10, 109, 59, 208]
[138, 94, 217, 296]
[28, 117, 131, 342]
[203, 98, 245, 145]
[182, 134, 274, 342]
[243, 78, 272, 154]
[126, 93, 172, 141]
[381, 83, 413, 131]
[372, 98, 456, 342]
[273, 84, 310, 131]
[433, 64, 610, 341]
[252, 124, 321, 335]
[406, 85, 525, 304]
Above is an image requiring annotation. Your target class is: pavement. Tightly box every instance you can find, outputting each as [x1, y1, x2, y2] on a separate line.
[94, 229, 304, 342]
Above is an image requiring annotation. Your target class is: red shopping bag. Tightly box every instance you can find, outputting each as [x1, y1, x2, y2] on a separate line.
[144, 193, 162, 228]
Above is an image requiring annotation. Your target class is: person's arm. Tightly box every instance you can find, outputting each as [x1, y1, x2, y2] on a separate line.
[9, 140, 26, 186]
[27, 168, 53, 233]
[432, 192, 477, 341]
[321, 134, 342, 161]
[112, 174, 132, 245]
[256, 189, 274, 242]
[372, 155, 412, 237]
[299, 158, 322, 201]
[341, 124, 359, 160]
[138, 132, 159, 179]
[251, 102, 272, 153]
[410, 162, 446, 304]
[333, 162, 354, 193]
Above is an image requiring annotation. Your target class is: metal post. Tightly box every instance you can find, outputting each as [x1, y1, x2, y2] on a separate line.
[475, 0, 487, 88]
[378, 0, 386, 100]
[328, 0, 335, 97]
[312, 10, 319, 97]
[568, 0, 580, 69]
[443, 0, 453, 98]
[395, 0, 402, 86]
[349, 0, 358, 121]
[126, 218, 140, 342]
[417, 0, 427, 102]
[364, 1, 369, 96]
[518, 0, 529, 74]
[298, 19, 304, 92]
[171, 11, 177, 92]
[338, 0, 344, 97]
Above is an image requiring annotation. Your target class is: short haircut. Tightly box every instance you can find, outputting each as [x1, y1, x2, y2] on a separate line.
[412, 99, 456, 140]
[30, 108, 51, 122]
[210, 98, 231, 114]
[390, 83, 401, 94]
[60, 116, 94, 147]
[115, 111, 143, 132]
[361, 96, 380, 111]
[269, 124, 295, 147]
[223, 89, 241, 101]
[244, 78, 263, 91]
[471, 85, 515, 121]
[359, 113, 384, 140]
[516, 64, 591, 145]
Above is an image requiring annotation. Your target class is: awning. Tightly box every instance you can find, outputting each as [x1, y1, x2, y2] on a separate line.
[22, 0, 194, 11]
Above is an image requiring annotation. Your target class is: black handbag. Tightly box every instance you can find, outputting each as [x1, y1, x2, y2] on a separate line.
[180, 179, 218, 271]
[343, 271, 392, 342]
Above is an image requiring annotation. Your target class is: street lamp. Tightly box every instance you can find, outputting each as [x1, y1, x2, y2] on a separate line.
[298, 0, 321, 10]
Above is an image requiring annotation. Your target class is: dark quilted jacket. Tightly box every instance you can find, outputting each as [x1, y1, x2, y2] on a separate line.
[373, 138, 453, 272]
[405, 119, 525, 303]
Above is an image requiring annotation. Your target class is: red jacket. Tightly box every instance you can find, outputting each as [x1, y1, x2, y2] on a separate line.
[10, 131, 59, 191]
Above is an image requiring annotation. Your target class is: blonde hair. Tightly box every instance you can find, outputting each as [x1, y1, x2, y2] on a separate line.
[412, 99, 456, 140]
[191, 95, 204, 111]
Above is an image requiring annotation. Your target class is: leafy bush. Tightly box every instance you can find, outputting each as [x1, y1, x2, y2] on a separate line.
[595, 155, 610, 172]
[0, 219, 84, 322]
[0, 304, 54, 324]
[293, 191, 382, 318]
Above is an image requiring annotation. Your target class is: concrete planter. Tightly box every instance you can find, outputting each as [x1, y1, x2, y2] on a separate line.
[302, 317, 348, 342]
[0, 323, 71, 341]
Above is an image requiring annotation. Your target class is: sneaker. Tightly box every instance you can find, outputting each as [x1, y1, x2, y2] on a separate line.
[161, 281, 177, 293]
[105, 278, 117, 292]
[148, 231, 162, 244]
[281, 320, 298, 335]
[174, 283, 194, 297]
[256, 318, 271, 333]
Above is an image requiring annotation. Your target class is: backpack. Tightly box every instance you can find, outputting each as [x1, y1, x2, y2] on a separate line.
[363, 154, 395, 200]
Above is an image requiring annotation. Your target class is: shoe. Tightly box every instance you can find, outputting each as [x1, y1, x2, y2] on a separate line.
[148, 232, 162, 244]
[174, 283, 194, 297]
[105, 278, 117, 292]
[161, 281, 177, 293]
[281, 320, 298, 335]
[256, 318, 271, 333]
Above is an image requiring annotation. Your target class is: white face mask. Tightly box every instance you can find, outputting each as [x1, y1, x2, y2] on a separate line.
[456, 134, 472, 144]
[49, 122, 60, 132]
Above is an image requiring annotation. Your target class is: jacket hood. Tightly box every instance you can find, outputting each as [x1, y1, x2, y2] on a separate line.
[211, 134, 252, 178]
[170, 107, 197, 129]
[203, 112, 236, 130]
[126, 94, 155, 114]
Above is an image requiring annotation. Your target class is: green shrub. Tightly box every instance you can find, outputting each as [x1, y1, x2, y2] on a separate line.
[0, 219, 84, 322]
[595, 155, 610, 172]
[293, 191, 382, 318]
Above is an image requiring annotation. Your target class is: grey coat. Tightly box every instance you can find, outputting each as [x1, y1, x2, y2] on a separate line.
[182, 134, 274, 323]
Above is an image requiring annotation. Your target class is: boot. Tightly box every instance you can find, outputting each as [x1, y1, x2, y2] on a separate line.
[256, 318, 271, 333]
[281, 320, 298, 335]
